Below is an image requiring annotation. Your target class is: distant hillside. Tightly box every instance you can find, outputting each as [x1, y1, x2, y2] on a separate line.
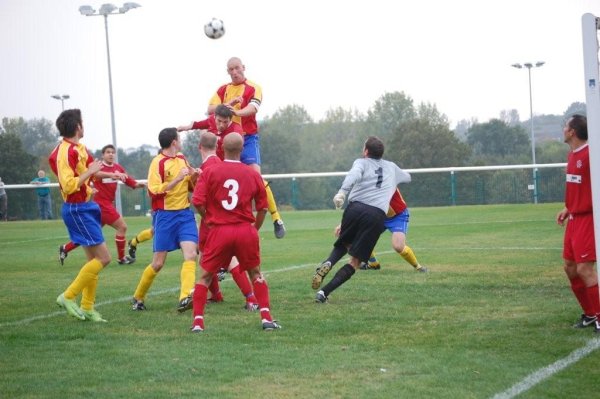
[523, 114, 563, 143]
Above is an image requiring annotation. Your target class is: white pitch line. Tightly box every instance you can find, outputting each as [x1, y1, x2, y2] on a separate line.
[491, 338, 600, 399]
[4, 252, 597, 397]
[0, 261, 317, 328]
[0, 235, 70, 247]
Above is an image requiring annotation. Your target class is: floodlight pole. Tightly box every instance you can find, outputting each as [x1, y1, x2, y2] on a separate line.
[512, 61, 545, 204]
[51, 94, 70, 111]
[79, 3, 141, 214]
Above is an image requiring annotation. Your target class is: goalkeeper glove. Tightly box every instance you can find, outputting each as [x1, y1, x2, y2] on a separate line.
[333, 191, 346, 209]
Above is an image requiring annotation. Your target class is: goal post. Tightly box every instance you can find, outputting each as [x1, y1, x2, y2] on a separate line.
[581, 13, 600, 276]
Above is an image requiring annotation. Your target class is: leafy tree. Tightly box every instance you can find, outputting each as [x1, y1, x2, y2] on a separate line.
[366, 91, 417, 138]
[466, 119, 530, 164]
[564, 102, 586, 117]
[261, 104, 312, 174]
[118, 148, 156, 180]
[2, 117, 58, 169]
[388, 116, 470, 169]
[454, 118, 477, 141]
[499, 109, 520, 126]
[180, 130, 202, 167]
[537, 140, 568, 164]
[0, 132, 38, 219]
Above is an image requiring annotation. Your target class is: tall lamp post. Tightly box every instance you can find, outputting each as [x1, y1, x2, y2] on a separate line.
[511, 61, 545, 204]
[79, 2, 141, 214]
[51, 94, 70, 111]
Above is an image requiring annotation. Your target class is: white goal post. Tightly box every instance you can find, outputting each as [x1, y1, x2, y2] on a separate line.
[582, 14, 600, 279]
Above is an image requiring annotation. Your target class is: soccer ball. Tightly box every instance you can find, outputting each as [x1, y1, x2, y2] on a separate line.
[204, 18, 225, 39]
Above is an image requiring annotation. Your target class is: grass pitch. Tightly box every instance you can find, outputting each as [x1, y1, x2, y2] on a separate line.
[1, 203, 600, 398]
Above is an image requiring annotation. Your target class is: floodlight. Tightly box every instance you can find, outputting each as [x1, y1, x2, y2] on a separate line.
[120, 2, 141, 13]
[78, 5, 96, 15]
[99, 3, 117, 15]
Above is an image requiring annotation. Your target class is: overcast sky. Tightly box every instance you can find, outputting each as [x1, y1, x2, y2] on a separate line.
[1, 0, 599, 151]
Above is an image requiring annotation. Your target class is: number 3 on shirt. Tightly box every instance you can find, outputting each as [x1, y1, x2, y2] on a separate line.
[221, 179, 239, 210]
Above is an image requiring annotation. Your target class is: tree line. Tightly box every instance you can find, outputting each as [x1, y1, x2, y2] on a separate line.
[0, 91, 584, 219]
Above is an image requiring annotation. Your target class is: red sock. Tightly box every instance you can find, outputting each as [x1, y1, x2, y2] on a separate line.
[115, 235, 126, 259]
[230, 265, 253, 298]
[252, 275, 272, 322]
[570, 277, 591, 314]
[64, 241, 78, 253]
[208, 277, 223, 301]
[192, 283, 208, 320]
[586, 284, 600, 317]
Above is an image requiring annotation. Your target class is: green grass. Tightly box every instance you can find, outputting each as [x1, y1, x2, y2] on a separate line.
[1, 203, 600, 398]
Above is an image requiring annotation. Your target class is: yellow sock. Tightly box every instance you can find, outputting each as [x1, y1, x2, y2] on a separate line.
[80, 274, 98, 311]
[64, 258, 103, 300]
[264, 181, 281, 222]
[137, 228, 154, 244]
[133, 265, 158, 301]
[179, 260, 196, 300]
[368, 251, 379, 266]
[400, 245, 419, 268]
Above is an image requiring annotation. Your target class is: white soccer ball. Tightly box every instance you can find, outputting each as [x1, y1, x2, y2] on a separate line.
[204, 18, 225, 39]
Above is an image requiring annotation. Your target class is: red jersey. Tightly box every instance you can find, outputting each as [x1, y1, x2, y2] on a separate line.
[192, 115, 244, 160]
[191, 155, 221, 207]
[565, 144, 592, 215]
[93, 162, 138, 204]
[48, 139, 95, 203]
[386, 188, 408, 217]
[194, 160, 267, 226]
[209, 79, 262, 135]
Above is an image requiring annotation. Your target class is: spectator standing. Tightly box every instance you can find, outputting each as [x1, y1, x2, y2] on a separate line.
[30, 170, 53, 220]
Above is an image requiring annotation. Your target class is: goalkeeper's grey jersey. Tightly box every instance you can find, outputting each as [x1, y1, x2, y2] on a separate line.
[339, 157, 411, 213]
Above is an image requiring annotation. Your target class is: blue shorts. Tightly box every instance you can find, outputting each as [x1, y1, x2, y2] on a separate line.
[241, 134, 261, 166]
[62, 201, 105, 246]
[384, 209, 410, 234]
[152, 208, 198, 252]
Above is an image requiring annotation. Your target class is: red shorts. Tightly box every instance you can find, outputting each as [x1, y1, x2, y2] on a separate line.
[563, 213, 596, 263]
[96, 200, 120, 226]
[201, 224, 260, 273]
[198, 220, 208, 252]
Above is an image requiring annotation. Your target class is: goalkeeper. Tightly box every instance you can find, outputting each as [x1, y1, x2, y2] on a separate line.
[312, 136, 411, 303]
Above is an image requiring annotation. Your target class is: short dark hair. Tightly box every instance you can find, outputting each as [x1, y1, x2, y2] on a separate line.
[158, 128, 178, 149]
[364, 136, 384, 159]
[214, 104, 234, 119]
[56, 109, 82, 138]
[568, 114, 588, 141]
[101, 144, 115, 154]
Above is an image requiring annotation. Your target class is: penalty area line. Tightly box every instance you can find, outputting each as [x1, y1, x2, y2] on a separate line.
[491, 338, 600, 399]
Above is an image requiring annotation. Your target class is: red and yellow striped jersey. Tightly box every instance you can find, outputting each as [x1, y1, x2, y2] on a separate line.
[209, 79, 262, 134]
[147, 152, 194, 211]
[386, 188, 408, 218]
[48, 139, 95, 203]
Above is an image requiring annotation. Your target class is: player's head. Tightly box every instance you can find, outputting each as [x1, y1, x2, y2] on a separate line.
[158, 128, 179, 150]
[101, 144, 116, 163]
[214, 104, 234, 132]
[565, 114, 587, 141]
[223, 132, 244, 160]
[227, 57, 245, 84]
[364, 136, 384, 159]
[56, 109, 82, 139]
[37, 170, 45, 178]
[199, 131, 217, 152]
